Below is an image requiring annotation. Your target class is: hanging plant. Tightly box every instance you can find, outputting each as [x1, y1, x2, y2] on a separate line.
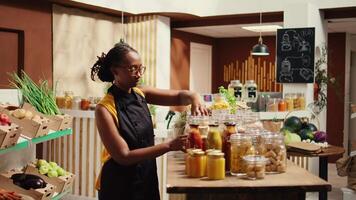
[309, 45, 341, 116]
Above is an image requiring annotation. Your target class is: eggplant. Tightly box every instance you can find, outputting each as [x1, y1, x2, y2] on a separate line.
[11, 173, 47, 190]
[22, 178, 45, 189]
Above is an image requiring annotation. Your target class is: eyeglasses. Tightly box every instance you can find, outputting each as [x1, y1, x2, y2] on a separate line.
[126, 65, 146, 75]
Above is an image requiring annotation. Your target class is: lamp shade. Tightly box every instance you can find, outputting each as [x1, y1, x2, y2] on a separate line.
[251, 42, 270, 56]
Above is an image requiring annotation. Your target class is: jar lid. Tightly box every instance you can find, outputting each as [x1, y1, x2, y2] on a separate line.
[205, 149, 221, 154]
[207, 151, 224, 157]
[231, 80, 241, 85]
[243, 155, 267, 163]
[191, 150, 205, 156]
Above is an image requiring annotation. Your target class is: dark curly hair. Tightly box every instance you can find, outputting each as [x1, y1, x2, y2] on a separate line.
[91, 41, 137, 82]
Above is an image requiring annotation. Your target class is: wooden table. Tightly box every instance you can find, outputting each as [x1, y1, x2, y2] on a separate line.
[288, 145, 345, 200]
[166, 156, 331, 200]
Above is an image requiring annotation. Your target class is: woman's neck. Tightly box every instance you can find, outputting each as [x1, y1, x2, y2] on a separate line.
[113, 81, 131, 93]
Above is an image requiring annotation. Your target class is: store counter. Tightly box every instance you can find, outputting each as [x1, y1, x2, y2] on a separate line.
[166, 156, 331, 200]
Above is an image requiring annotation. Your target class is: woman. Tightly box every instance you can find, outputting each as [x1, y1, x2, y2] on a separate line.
[91, 42, 208, 200]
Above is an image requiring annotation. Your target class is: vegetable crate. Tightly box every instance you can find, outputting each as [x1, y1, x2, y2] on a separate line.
[23, 103, 73, 131]
[24, 164, 75, 194]
[0, 123, 22, 149]
[0, 169, 55, 200]
[0, 106, 50, 139]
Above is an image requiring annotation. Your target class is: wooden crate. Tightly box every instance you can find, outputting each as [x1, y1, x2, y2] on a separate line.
[0, 170, 55, 200]
[22, 103, 73, 131]
[0, 123, 22, 149]
[25, 164, 75, 194]
[0, 106, 50, 138]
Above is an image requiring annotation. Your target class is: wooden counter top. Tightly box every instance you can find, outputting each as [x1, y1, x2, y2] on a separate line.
[166, 155, 331, 194]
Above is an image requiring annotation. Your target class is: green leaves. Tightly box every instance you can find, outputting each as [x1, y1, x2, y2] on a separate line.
[218, 86, 237, 114]
[9, 71, 61, 115]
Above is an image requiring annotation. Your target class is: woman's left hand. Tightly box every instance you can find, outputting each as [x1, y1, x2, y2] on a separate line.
[191, 101, 209, 116]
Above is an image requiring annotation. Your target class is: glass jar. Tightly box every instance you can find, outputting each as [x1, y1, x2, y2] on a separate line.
[222, 121, 237, 172]
[207, 152, 225, 180]
[72, 96, 81, 110]
[244, 80, 258, 103]
[230, 134, 254, 176]
[278, 98, 287, 112]
[297, 93, 306, 110]
[243, 155, 268, 180]
[285, 94, 294, 111]
[187, 124, 203, 149]
[207, 123, 222, 150]
[264, 133, 287, 174]
[228, 80, 243, 100]
[80, 98, 90, 110]
[292, 93, 300, 110]
[64, 91, 74, 109]
[56, 96, 66, 109]
[266, 98, 278, 112]
[187, 150, 206, 178]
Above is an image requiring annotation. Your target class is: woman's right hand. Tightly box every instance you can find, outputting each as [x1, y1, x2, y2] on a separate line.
[0, 189, 22, 200]
[167, 135, 188, 152]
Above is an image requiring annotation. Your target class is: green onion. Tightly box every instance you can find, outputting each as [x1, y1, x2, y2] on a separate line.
[9, 71, 61, 115]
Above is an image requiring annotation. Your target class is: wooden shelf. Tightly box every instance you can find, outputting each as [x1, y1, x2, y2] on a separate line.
[0, 129, 72, 155]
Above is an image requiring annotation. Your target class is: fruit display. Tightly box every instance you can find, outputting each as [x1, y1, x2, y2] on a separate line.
[282, 116, 328, 147]
[0, 114, 11, 126]
[243, 155, 267, 180]
[10, 173, 47, 190]
[36, 160, 67, 178]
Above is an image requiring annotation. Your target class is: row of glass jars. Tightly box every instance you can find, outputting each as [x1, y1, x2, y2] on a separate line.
[56, 91, 101, 110]
[185, 122, 287, 179]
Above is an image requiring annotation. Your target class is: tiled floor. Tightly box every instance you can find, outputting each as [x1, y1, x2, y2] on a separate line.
[307, 164, 348, 200]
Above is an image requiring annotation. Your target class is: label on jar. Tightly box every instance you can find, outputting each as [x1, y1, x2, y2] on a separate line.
[247, 87, 257, 98]
[233, 87, 242, 98]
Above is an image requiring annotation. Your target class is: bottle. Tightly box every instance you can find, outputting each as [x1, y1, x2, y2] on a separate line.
[228, 80, 243, 100]
[222, 121, 237, 172]
[278, 98, 287, 112]
[244, 80, 258, 103]
[64, 91, 74, 109]
[207, 123, 222, 150]
[298, 93, 306, 110]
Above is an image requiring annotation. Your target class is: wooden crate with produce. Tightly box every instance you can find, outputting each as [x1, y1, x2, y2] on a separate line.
[0, 105, 50, 138]
[0, 169, 55, 200]
[0, 114, 23, 149]
[9, 71, 72, 132]
[24, 160, 75, 194]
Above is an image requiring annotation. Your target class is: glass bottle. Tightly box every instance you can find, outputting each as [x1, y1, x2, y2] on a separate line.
[187, 150, 206, 178]
[64, 91, 74, 109]
[207, 123, 222, 150]
[278, 98, 287, 112]
[285, 94, 294, 111]
[222, 121, 237, 172]
[244, 80, 258, 103]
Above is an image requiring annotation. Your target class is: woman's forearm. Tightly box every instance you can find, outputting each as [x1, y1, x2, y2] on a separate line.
[111, 142, 170, 166]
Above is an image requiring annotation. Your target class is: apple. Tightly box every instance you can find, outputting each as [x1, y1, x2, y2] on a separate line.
[39, 165, 49, 175]
[56, 167, 66, 176]
[47, 170, 58, 178]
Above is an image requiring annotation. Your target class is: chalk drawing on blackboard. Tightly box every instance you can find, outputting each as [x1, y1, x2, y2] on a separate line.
[281, 33, 292, 51]
[299, 68, 313, 80]
[281, 30, 311, 53]
[301, 54, 310, 67]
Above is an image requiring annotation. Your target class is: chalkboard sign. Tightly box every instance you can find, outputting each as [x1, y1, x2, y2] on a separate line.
[276, 27, 315, 83]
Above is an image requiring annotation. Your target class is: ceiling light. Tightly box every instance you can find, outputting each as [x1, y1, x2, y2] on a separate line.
[242, 25, 283, 32]
[251, 13, 270, 56]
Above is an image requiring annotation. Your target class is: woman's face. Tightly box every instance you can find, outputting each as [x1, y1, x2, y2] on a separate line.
[112, 51, 145, 88]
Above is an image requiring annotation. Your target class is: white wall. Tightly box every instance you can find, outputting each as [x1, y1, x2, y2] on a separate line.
[71, 0, 356, 16]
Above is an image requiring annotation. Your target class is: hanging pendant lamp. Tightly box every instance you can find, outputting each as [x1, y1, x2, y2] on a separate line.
[251, 12, 270, 56]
